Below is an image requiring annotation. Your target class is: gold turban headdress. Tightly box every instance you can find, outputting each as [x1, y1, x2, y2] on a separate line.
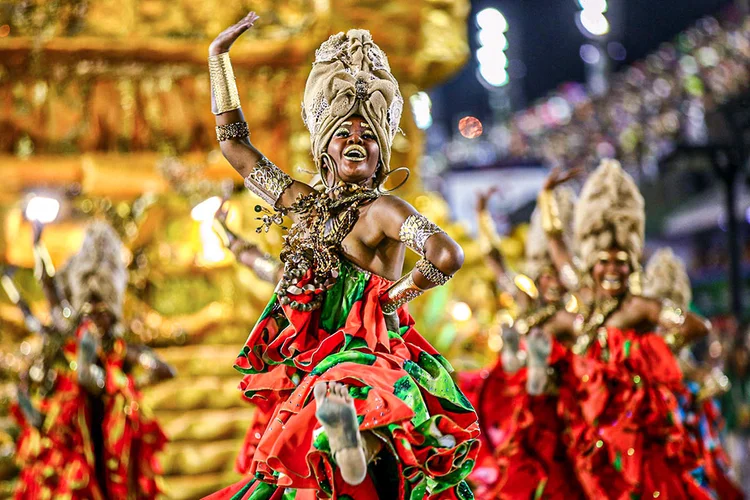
[643, 247, 692, 310]
[302, 30, 403, 177]
[63, 221, 128, 319]
[574, 159, 645, 271]
[525, 186, 576, 280]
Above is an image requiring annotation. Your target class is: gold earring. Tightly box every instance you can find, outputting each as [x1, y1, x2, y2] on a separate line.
[319, 152, 334, 191]
[378, 166, 411, 193]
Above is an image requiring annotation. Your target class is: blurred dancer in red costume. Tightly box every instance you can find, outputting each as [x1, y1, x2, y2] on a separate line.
[642, 248, 743, 499]
[539, 160, 713, 499]
[459, 181, 585, 500]
[11, 221, 172, 499]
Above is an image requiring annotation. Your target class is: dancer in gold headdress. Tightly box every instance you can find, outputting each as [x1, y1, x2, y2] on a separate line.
[461, 183, 585, 500]
[11, 222, 171, 499]
[205, 12, 478, 499]
[540, 160, 712, 499]
[643, 248, 743, 499]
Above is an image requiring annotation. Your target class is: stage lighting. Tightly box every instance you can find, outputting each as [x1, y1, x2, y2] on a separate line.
[25, 196, 60, 224]
[476, 7, 510, 88]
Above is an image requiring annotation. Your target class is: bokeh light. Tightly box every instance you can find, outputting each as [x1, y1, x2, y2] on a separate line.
[459, 116, 483, 139]
[25, 196, 60, 224]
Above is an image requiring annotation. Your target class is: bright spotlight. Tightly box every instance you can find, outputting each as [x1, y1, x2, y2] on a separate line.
[479, 64, 509, 87]
[476, 8, 508, 32]
[410, 92, 433, 130]
[477, 30, 508, 51]
[25, 196, 60, 224]
[578, 0, 608, 12]
[476, 47, 508, 68]
[191, 196, 222, 222]
[579, 11, 610, 36]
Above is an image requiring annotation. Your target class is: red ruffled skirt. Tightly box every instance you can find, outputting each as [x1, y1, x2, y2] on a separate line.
[208, 262, 480, 499]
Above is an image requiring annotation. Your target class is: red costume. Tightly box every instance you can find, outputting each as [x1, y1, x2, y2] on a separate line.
[12, 319, 166, 499]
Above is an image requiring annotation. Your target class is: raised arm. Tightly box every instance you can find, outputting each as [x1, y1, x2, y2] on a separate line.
[373, 196, 463, 316]
[213, 202, 282, 283]
[537, 167, 584, 293]
[208, 12, 313, 209]
[476, 188, 519, 297]
[31, 222, 71, 324]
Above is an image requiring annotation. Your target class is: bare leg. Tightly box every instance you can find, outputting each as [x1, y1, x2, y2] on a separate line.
[314, 381, 368, 485]
[526, 328, 551, 395]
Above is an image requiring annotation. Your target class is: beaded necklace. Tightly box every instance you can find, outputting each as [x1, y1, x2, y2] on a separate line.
[259, 182, 380, 311]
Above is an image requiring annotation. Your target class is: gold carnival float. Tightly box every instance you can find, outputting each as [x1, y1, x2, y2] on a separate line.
[0, 1, 520, 497]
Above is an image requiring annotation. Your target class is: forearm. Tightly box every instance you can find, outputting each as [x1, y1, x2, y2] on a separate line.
[380, 216, 462, 313]
[236, 246, 282, 283]
[538, 190, 579, 291]
[209, 51, 304, 208]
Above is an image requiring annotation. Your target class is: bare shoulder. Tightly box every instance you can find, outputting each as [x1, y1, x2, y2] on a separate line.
[370, 194, 417, 216]
[367, 195, 418, 226]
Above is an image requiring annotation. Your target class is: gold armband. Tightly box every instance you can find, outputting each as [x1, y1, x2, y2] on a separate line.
[216, 121, 249, 142]
[415, 258, 452, 286]
[209, 52, 241, 114]
[399, 214, 444, 256]
[538, 189, 563, 235]
[380, 273, 426, 314]
[244, 157, 293, 207]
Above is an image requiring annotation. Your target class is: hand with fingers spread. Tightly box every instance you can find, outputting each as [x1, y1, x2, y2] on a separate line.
[209, 11, 260, 56]
[543, 166, 583, 191]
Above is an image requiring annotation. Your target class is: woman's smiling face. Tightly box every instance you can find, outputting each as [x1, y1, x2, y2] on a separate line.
[326, 115, 381, 185]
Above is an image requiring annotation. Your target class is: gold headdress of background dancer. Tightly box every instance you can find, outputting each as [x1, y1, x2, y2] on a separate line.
[301, 29, 405, 187]
[643, 247, 692, 311]
[573, 159, 645, 281]
[63, 221, 128, 320]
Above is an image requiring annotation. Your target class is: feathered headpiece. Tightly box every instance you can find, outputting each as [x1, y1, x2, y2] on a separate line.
[643, 247, 692, 309]
[302, 30, 403, 176]
[525, 186, 576, 280]
[64, 221, 127, 319]
[574, 159, 645, 270]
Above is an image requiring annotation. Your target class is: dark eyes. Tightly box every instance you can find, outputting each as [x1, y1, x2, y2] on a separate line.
[334, 128, 376, 140]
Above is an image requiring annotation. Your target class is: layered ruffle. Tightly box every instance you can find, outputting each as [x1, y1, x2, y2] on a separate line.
[218, 262, 480, 499]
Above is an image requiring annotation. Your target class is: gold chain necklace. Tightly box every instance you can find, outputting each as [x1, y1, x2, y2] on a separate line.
[572, 295, 622, 358]
[258, 183, 380, 311]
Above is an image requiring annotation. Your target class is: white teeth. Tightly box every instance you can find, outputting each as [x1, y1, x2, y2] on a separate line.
[601, 276, 622, 291]
[343, 145, 367, 161]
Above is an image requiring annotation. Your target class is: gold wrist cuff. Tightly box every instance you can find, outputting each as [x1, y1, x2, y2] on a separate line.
[538, 190, 563, 235]
[209, 52, 241, 115]
[244, 157, 294, 207]
[380, 273, 425, 314]
[216, 121, 249, 142]
[415, 258, 452, 286]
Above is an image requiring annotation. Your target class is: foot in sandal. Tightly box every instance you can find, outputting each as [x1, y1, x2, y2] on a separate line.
[314, 381, 368, 485]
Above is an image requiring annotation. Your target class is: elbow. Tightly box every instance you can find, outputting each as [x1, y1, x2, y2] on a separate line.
[427, 239, 464, 277]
